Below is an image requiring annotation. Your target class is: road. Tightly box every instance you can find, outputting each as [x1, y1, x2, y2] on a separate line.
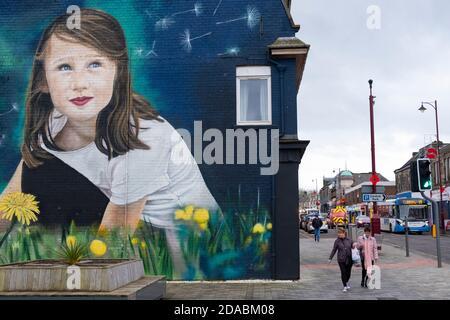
[300, 227, 450, 264]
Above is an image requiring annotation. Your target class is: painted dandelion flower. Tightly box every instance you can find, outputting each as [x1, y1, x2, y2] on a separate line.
[193, 208, 209, 225]
[198, 222, 208, 231]
[90, 239, 107, 257]
[252, 223, 266, 234]
[0, 192, 40, 225]
[66, 235, 77, 248]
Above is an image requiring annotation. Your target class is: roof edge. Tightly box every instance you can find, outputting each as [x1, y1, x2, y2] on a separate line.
[281, 0, 300, 30]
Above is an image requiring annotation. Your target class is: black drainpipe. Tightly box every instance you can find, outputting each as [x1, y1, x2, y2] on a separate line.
[267, 52, 287, 138]
[267, 52, 286, 279]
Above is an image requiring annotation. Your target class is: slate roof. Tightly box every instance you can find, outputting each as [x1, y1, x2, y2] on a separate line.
[268, 37, 310, 49]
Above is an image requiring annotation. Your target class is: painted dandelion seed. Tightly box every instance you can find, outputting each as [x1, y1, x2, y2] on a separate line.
[213, 0, 223, 16]
[216, 5, 260, 29]
[218, 47, 240, 56]
[0, 103, 19, 117]
[155, 16, 175, 30]
[134, 48, 144, 56]
[172, 2, 203, 17]
[181, 30, 212, 52]
[146, 41, 158, 57]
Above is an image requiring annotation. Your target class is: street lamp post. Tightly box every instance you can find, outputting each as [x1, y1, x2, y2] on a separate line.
[368, 80, 379, 236]
[419, 100, 445, 234]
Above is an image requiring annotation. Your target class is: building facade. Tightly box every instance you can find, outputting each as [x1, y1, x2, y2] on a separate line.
[0, 0, 309, 280]
[319, 170, 390, 213]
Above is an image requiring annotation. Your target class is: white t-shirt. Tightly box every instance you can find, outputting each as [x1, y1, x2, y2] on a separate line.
[41, 110, 220, 229]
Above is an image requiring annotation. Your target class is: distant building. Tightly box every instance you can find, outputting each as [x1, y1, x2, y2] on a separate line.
[395, 142, 450, 220]
[319, 170, 390, 213]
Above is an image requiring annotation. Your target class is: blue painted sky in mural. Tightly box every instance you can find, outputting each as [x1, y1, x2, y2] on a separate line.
[0, 0, 295, 208]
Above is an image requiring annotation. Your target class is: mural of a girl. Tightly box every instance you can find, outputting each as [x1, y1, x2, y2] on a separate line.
[1, 8, 220, 275]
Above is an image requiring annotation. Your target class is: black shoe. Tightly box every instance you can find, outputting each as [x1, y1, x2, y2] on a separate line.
[361, 281, 364, 287]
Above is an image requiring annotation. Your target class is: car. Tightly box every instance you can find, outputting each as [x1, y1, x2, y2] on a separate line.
[306, 216, 329, 233]
[303, 214, 318, 231]
[300, 214, 314, 230]
[320, 212, 331, 227]
[356, 214, 371, 228]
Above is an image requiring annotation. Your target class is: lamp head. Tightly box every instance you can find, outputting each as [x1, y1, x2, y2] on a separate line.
[418, 104, 427, 113]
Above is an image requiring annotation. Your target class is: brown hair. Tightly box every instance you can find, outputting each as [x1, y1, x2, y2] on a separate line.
[337, 228, 346, 235]
[22, 8, 163, 168]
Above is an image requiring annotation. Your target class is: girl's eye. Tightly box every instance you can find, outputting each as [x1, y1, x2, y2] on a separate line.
[58, 64, 72, 71]
[88, 61, 102, 69]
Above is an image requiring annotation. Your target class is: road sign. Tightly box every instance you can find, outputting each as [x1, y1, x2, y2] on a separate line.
[427, 148, 437, 159]
[370, 174, 380, 185]
[362, 193, 386, 202]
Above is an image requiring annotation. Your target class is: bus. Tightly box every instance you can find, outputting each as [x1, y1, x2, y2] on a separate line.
[378, 198, 431, 233]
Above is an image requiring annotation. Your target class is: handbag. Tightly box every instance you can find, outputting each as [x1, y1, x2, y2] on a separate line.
[352, 248, 361, 266]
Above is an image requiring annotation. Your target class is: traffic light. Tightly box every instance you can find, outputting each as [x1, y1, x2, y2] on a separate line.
[410, 158, 432, 192]
[417, 158, 432, 191]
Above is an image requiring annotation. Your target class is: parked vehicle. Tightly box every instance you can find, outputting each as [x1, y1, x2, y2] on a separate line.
[355, 215, 371, 228]
[320, 212, 330, 227]
[329, 206, 348, 229]
[307, 216, 329, 233]
[301, 214, 314, 231]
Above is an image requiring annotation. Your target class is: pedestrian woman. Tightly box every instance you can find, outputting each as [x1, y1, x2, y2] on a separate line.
[357, 227, 379, 288]
[328, 228, 354, 292]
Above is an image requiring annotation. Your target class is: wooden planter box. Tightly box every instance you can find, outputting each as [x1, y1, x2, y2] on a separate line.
[0, 259, 144, 292]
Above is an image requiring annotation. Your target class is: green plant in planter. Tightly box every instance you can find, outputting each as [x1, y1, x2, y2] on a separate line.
[56, 236, 88, 265]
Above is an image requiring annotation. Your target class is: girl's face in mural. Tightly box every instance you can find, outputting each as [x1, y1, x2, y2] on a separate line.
[43, 35, 117, 123]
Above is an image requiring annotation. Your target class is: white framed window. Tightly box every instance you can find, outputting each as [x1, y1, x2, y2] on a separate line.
[236, 66, 272, 125]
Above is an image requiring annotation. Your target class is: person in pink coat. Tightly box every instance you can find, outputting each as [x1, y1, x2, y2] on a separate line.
[357, 227, 379, 288]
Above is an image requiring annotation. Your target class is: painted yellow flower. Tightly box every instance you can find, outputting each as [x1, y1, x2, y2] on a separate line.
[266, 223, 273, 231]
[193, 208, 209, 224]
[97, 226, 109, 237]
[184, 205, 194, 219]
[90, 240, 107, 257]
[0, 192, 40, 225]
[175, 209, 187, 221]
[140, 241, 147, 249]
[252, 223, 266, 234]
[66, 235, 77, 248]
[131, 237, 139, 246]
[198, 222, 208, 231]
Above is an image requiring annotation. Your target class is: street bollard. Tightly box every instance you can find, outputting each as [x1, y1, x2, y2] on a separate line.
[404, 216, 410, 257]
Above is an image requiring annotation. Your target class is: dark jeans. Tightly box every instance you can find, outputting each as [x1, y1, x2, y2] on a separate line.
[338, 261, 352, 287]
[361, 257, 375, 284]
[314, 228, 321, 241]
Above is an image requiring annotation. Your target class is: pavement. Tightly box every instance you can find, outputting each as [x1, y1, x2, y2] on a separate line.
[165, 230, 450, 300]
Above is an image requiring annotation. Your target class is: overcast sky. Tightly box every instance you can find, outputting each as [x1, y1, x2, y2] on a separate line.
[291, 0, 450, 191]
